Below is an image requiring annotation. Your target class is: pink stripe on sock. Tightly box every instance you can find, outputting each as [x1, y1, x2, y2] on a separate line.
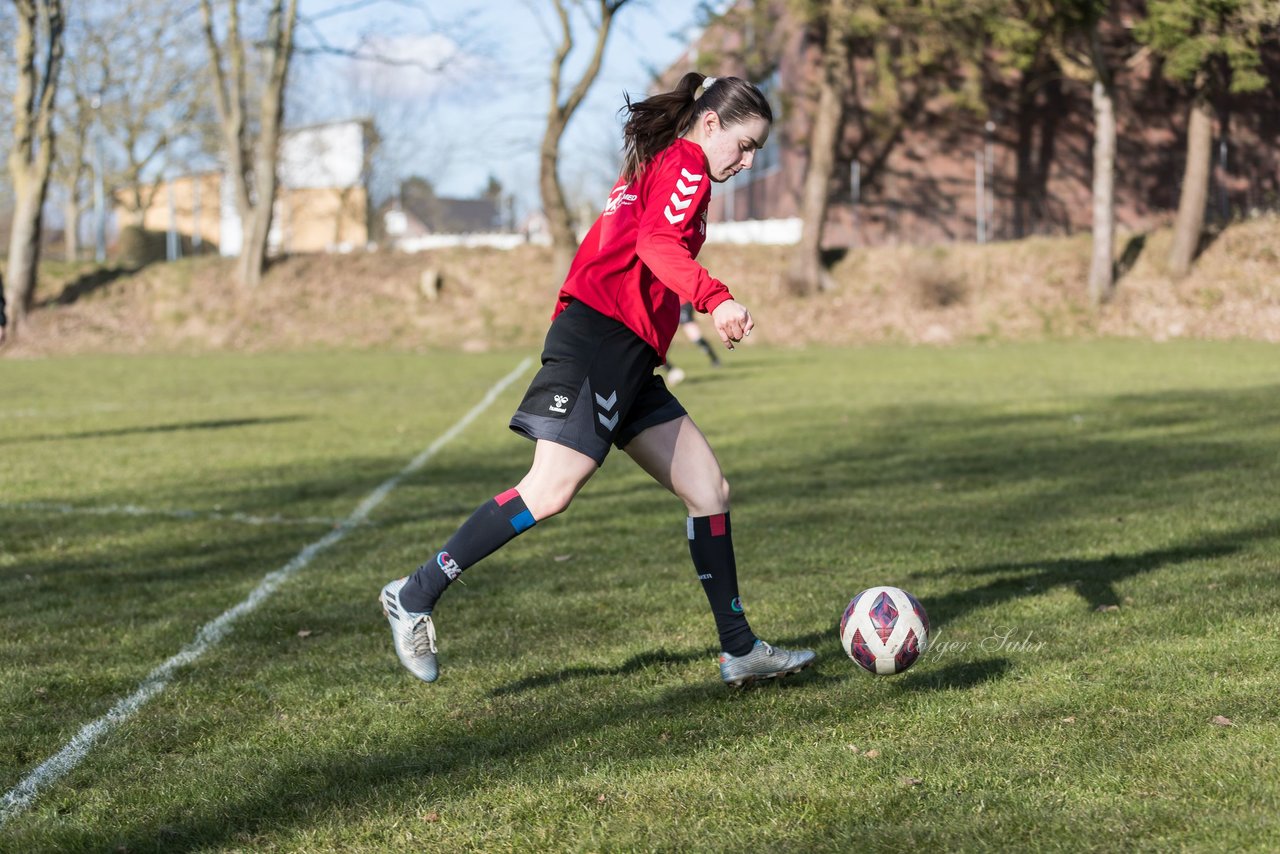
[495, 488, 521, 507]
[709, 513, 727, 537]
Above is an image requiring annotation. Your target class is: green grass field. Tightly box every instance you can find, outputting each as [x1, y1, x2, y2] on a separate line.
[2, 341, 1278, 852]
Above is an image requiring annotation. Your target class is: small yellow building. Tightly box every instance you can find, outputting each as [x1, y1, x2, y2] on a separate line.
[120, 119, 374, 256]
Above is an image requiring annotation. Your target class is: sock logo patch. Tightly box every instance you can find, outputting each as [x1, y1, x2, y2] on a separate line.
[730, 597, 744, 613]
[436, 551, 462, 580]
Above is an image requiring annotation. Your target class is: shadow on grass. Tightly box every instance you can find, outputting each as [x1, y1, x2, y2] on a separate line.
[38, 265, 142, 307]
[489, 643, 723, 696]
[0, 455, 541, 606]
[10, 377, 1280, 849]
[64, 648, 1017, 853]
[933, 530, 1266, 617]
[894, 522, 1277, 638]
[489, 624, 1019, 697]
[114, 684, 728, 851]
[1115, 232, 1146, 279]
[488, 627, 827, 698]
[1, 415, 307, 445]
[897, 657, 1013, 691]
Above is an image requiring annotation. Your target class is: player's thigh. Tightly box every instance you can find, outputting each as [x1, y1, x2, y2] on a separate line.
[624, 415, 729, 515]
[515, 439, 598, 518]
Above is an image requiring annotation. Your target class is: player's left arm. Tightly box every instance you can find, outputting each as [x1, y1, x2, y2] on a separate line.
[709, 299, 753, 350]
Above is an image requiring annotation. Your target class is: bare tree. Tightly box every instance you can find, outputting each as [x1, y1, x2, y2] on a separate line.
[289, 31, 469, 217]
[5, 0, 64, 336]
[52, 66, 91, 261]
[540, 0, 632, 275]
[1137, 0, 1280, 278]
[50, 10, 102, 262]
[1167, 76, 1214, 278]
[200, 0, 300, 288]
[1084, 26, 1117, 306]
[104, 1, 209, 227]
[784, 0, 852, 296]
[1043, 2, 1120, 306]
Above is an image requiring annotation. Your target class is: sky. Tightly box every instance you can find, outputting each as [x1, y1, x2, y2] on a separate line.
[292, 0, 713, 215]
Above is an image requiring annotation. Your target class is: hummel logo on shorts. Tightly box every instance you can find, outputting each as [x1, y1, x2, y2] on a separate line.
[549, 394, 569, 414]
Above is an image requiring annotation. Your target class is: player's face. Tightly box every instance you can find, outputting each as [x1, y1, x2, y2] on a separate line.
[702, 113, 771, 183]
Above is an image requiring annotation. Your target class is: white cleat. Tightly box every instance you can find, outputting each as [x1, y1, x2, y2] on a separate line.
[718, 640, 815, 688]
[380, 577, 439, 683]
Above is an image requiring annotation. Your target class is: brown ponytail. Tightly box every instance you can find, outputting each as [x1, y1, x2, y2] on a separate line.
[619, 72, 773, 181]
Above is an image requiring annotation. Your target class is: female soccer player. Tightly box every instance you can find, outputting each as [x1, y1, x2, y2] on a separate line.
[381, 73, 815, 688]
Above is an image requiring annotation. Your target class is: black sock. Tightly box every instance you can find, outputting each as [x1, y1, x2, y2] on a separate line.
[696, 338, 720, 365]
[688, 512, 756, 656]
[399, 488, 536, 613]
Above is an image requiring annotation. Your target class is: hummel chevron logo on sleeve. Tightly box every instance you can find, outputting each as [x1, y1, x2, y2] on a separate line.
[664, 167, 704, 225]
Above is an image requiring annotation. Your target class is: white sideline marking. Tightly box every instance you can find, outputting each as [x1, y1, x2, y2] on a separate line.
[0, 402, 126, 419]
[0, 357, 533, 827]
[1, 501, 357, 528]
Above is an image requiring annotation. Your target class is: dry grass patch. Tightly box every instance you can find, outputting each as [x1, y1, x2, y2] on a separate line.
[7, 213, 1279, 356]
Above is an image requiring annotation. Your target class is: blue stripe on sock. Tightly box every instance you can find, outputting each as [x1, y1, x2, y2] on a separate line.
[510, 509, 536, 533]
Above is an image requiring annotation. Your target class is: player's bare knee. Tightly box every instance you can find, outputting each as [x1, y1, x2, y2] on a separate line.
[682, 475, 730, 516]
[523, 484, 575, 520]
[717, 475, 731, 511]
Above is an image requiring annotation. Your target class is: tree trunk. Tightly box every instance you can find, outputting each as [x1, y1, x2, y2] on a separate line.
[200, 0, 296, 289]
[236, 210, 266, 288]
[238, 0, 296, 288]
[237, 137, 278, 291]
[540, 0, 628, 278]
[540, 130, 577, 277]
[1088, 77, 1116, 304]
[1168, 83, 1213, 279]
[1013, 51, 1058, 239]
[239, 138, 284, 288]
[784, 0, 852, 296]
[63, 197, 81, 261]
[6, 0, 64, 334]
[6, 192, 45, 325]
[1013, 67, 1036, 239]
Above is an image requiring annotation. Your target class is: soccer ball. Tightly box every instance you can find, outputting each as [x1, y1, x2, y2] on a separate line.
[840, 586, 930, 675]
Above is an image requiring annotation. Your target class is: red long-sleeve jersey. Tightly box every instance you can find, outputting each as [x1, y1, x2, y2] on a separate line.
[554, 138, 733, 359]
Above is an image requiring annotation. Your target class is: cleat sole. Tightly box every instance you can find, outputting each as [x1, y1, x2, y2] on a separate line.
[724, 658, 813, 689]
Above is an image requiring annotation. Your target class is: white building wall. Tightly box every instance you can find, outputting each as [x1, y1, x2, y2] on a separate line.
[219, 172, 242, 258]
[278, 122, 365, 190]
[217, 120, 366, 257]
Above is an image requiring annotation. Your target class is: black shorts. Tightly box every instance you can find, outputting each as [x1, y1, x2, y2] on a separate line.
[510, 301, 687, 464]
[679, 301, 694, 324]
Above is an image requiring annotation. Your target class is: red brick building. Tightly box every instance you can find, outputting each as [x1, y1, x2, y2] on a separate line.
[666, 1, 1280, 247]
